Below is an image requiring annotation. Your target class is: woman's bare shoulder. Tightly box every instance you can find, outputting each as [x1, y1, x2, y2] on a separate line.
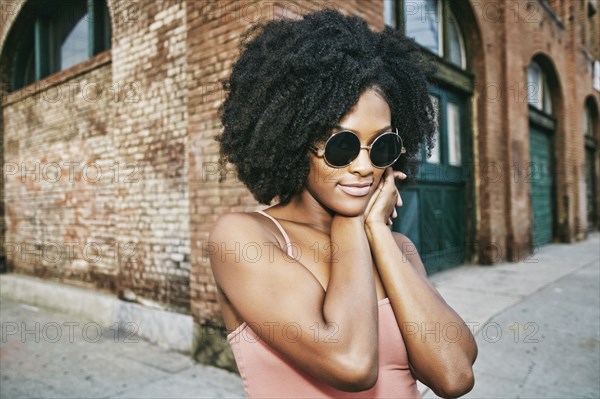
[208, 212, 280, 280]
[209, 211, 279, 244]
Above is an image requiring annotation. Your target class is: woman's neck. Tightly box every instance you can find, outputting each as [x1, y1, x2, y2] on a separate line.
[268, 190, 334, 235]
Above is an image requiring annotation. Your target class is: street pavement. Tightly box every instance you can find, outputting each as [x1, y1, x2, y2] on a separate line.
[1, 232, 599, 398]
[0, 299, 245, 399]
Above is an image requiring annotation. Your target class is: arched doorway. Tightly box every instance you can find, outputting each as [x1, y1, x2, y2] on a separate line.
[527, 56, 560, 246]
[386, 0, 480, 273]
[584, 96, 599, 231]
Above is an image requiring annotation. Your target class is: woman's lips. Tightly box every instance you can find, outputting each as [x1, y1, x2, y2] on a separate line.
[337, 184, 372, 197]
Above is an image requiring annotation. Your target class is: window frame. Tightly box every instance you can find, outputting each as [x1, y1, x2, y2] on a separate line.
[444, 7, 467, 70]
[527, 61, 553, 116]
[584, 98, 598, 147]
[10, 0, 111, 92]
[387, 0, 468, 70]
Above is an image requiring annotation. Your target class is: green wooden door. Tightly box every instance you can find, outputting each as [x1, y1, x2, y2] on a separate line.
[585, 145, 597, 230]
[394, 89, 468, 274]
[529, 125, 555, 246]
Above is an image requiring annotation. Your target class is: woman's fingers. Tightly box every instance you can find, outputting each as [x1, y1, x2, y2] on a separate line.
[393, 171, 407, 180]
[366, 169, 407, 224]
[385, 167, 395, 185]
[391, 171, 405, 220]
[393, 171, 405, 206]
[364, 179, 382, 219]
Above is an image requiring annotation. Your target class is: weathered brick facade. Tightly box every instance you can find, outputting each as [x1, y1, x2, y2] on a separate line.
[1, 0, 191, 313]
[110, 0, 191, 312]
[2, 53, 117, 289]
[1, 0, 599, 334]
[467, 0, 600, 262]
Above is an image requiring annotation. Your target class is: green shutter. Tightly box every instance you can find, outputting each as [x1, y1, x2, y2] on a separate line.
[529, 125, 554, 246]
[394, 89, 469, 274]
[585, 145, 597, 229]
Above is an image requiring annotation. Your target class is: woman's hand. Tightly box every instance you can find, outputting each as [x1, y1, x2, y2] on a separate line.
[364, 167, 407, 227]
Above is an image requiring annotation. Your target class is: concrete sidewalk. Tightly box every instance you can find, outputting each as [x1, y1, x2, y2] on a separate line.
[1, 232, 599, 398]
[423, 231, 600, 398]
[0, 300, 245, 398]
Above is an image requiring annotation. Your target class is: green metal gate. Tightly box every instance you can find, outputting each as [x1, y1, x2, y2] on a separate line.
[585, 138, 597, 230]
[529, 124, 555, 246]
[394, 89, 469, 274]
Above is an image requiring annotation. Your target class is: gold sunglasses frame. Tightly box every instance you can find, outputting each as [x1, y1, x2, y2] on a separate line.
[309, 128, 407, 169]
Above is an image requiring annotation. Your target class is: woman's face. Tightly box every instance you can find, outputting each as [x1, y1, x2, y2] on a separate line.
[306, 88, 392, 217]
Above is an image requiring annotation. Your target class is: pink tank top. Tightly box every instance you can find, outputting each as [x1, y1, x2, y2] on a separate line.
[227, 210, 419, 398]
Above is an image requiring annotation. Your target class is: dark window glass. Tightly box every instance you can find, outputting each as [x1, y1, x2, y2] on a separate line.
[61, 13, 89, 70]
[386, 0, 467, 70]
[404, 0, 440, 55]
[6, 0, 111, 92]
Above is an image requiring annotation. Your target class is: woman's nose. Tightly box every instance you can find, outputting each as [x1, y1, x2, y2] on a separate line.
[347, 147, 373, 175]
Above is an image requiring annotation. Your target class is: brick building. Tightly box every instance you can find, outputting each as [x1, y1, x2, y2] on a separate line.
[0, 0, 598, 359]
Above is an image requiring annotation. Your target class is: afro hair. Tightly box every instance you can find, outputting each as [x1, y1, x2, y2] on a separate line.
[217, 8, 438, 205]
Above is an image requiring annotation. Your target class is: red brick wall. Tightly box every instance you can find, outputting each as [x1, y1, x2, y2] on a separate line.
[471, 0, 600, 262]
[1, 0, 192, 313]
[2, 53, 118, 290]
[110, 0, 191, 312]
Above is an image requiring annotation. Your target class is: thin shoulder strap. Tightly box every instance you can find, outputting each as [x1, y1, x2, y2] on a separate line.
[254, 210, 294, 258]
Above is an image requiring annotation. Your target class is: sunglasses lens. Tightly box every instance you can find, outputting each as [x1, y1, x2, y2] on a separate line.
[371, 134, 402, 167]
[324, 132, 360, 167]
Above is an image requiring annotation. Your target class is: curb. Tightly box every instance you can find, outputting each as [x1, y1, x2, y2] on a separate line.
[0, 274, 194, 353]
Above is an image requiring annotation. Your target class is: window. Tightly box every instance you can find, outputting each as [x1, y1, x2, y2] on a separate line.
[589, 0, 598, 17]
[584, 101, 595, 138]
[447, 102, 462, 166]
[424, 95, 463, 167]
[404, 0, 441, 56]
[594, 60, 600, 92]
[584, 97, 598, 229]
[527, 61, 553, 115]
[10, 0, 111, 91]
[385, 0, 467, 70]
[60, 4, 89, 70]
[447, 10, 466, 69]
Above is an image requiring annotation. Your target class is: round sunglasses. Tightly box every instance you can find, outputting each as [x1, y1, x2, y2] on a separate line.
[309, 128, 406, 168]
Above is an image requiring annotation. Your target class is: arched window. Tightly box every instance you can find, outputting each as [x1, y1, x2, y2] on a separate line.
[446, 8, 466, 69]
[593, 60, 600, 92]
[385, 0, 467, 70]
[584, 100, 594, 138]
[584, 97, 598, 230]
[8, 0, 111, 92]
[60, 4, 90, 70]
[527, 61, 553, 114]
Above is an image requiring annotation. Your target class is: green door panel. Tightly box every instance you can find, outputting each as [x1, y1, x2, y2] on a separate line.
[394, 88, 469, 275]
[529, 125, 554, 246]
[394, 189, 421, 252]
[585, 146, 597, 229]
[396, 183, 465, 274]
[422, 187, 443, 255]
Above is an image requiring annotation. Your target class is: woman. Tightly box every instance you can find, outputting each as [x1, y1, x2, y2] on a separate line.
[209, 9, 477, 399]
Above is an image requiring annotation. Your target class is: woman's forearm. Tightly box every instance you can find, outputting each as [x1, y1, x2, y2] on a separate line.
[322, 215, 379, 370]
[365, 222, 477, 396]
